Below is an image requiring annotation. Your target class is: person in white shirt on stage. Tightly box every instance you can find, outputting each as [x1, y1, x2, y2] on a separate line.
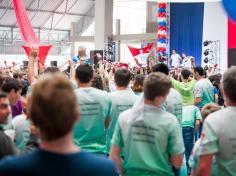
[170, 49, 181, 68]
[181, 53, 194, 69]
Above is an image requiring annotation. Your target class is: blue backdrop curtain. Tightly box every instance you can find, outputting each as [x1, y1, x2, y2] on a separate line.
[170, 3, 204, 66]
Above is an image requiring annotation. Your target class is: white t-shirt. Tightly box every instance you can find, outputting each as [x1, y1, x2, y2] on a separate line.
[181, 57, 192, 68]
[171, 54, 181, 68]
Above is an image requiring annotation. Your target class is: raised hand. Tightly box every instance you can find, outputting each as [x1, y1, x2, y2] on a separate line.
[30, 47, 39, 59]
[78, 46, 86, 58]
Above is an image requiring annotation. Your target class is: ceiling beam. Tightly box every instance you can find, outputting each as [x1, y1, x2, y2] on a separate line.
[11, 0, 38, 26]
[0, 1, 12, 21]
[76, 4, 95, 36]
[70, 33, 156, 42]
[0, 24, 70, 32]
[39, 0, 72, 29]
[53, 0, 83, 29]
[0, 6, 93, 17]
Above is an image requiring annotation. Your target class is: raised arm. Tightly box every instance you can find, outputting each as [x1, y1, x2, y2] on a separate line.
[68, 60, 75, 80]
[28, 47, 39, 85]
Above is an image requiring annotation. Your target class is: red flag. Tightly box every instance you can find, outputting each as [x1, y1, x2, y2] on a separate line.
[22, 45, 52, 66]
[127, 43, 154, 57]
[127, 44, 153, 66]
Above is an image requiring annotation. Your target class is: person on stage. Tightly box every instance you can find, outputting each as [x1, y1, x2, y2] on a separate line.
[181, 53, 194, 69]
[170, 49, 181, 68]
[157, 52, 167, 64]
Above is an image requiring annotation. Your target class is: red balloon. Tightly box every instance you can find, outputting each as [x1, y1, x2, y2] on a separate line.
[158, 26, 167, 31]
[158, 13, 167, 18]
[158, 35, 167, 39]
[157, 47, 166, 52]
[158, 3, 167, 9]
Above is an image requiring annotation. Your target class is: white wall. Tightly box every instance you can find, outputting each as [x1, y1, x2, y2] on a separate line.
[202, 2, 228, 71]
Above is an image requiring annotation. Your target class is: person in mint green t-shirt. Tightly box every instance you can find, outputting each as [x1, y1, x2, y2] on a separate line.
[110, 72, 184, 176]
[73, 64, 112, 155]
[181, 105, 202, 129]
[189, 103, 221, 176]
[181, 105, 202, 175]
[12, 114, 30, 151]
[162, 88, 183, 123]
[197, 67, 236, 176]
[193, 66, 214, 109]
[172, 69, 196, 106]
[107, 69, 138, 154]
[193, 66, 214, 140]
[152, 63, 183, 123]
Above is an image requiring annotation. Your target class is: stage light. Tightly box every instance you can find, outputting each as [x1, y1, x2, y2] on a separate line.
[203, 41, 212, 47]
[204, 57, 208, 63]
[204, 49, 209, 56]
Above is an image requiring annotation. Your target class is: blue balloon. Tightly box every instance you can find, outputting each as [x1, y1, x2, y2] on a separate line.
[222, 0, 236, 22]
[158, 39, 166, 44]
[159, 21, 167, 26]
[73, 56, 79, 63]
[158, 8, 166, 13]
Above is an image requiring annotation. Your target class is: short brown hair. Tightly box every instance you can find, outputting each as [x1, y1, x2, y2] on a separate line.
[144, 72, 172, 101]
[114, 68, 131, 87]
[28, 73, 78, 141]
[222, 66, 236, 102]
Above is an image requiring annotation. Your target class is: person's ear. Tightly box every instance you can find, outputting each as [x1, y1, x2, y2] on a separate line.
[222, 89, 229, 106]
[75, 78, 80, 86]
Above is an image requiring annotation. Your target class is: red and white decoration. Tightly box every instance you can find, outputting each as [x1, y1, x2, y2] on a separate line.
[157, 3, 168, 56]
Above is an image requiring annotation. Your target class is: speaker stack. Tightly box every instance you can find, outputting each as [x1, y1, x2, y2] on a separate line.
[50, 61, 58, 67]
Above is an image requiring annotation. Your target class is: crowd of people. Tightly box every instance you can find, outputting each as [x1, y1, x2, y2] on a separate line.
[0, 47, 235, 176]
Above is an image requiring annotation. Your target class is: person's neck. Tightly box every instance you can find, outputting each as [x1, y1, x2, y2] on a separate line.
[225, 101, 236, 107]
[78, 82, 91, 88]
[40, 132, 79, 154]
[197, 76, 204, 81]
[182, 79, 188, 83]
[116, 86, 128, 91]
[144, 99, 160, 108]
[7, 95, 14, 106]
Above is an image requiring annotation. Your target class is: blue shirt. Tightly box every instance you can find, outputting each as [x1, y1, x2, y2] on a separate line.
[0, 149, 118, 176]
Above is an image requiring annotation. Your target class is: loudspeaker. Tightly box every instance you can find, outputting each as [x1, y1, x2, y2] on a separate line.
[90, 50, 103, 66]
[50, 61, 57, 67]
[228, 48, 236, 67]
[23, 61, 28, 69]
